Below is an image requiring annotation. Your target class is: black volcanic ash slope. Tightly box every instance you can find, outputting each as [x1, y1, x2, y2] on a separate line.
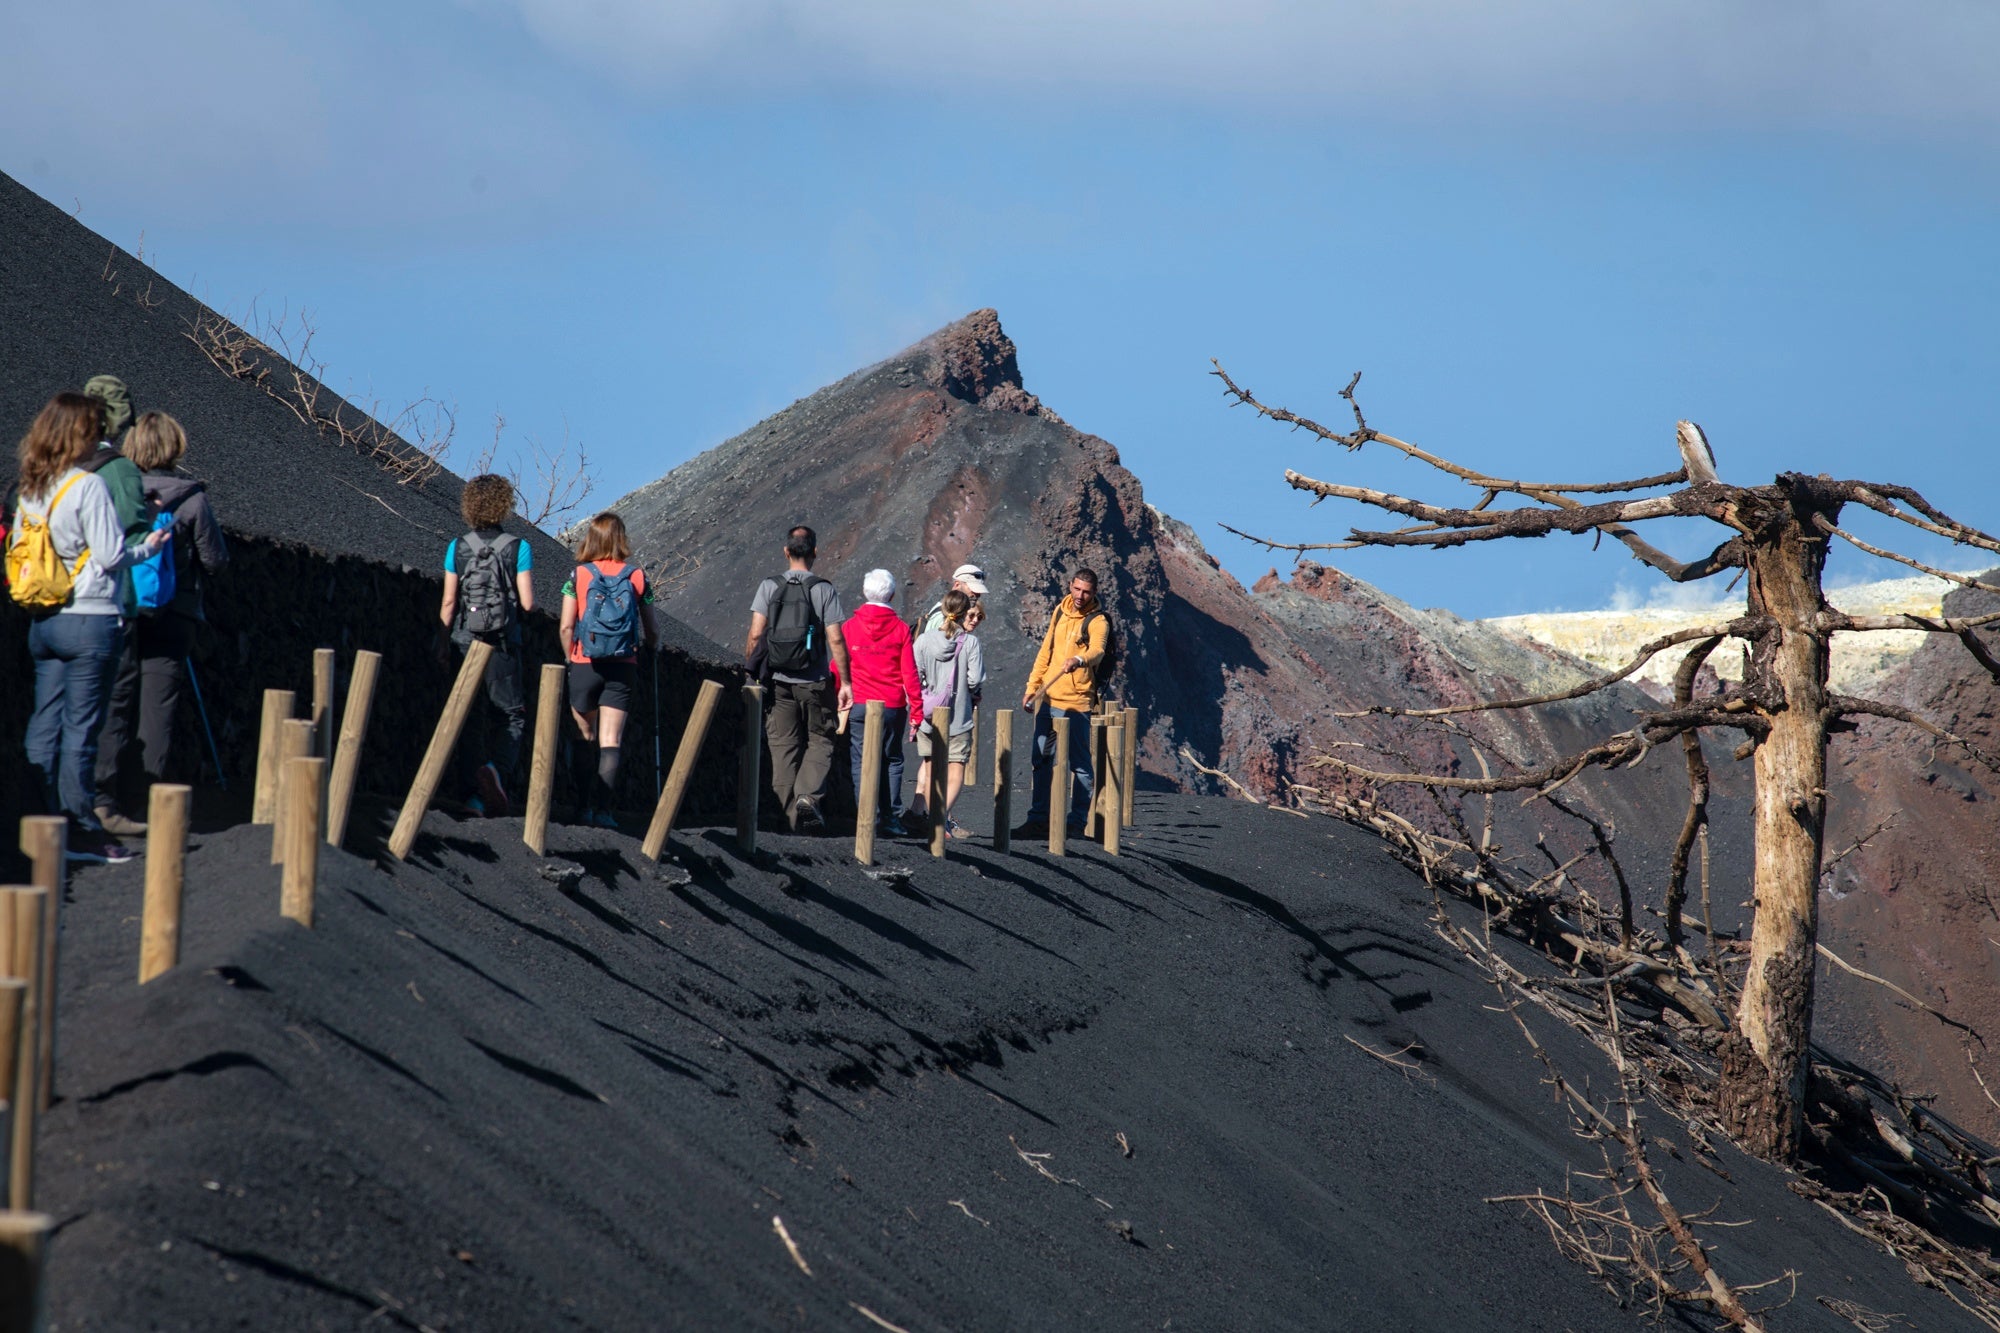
[39, 792, 1977, 1331]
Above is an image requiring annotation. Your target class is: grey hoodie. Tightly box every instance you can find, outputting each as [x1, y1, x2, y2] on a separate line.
[11, 466, 135, 615]
[913, 629, 986, 736]
[143, 472, 229, 621]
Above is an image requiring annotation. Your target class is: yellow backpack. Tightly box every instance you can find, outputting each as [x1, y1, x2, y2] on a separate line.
[6, 473, 91, 611]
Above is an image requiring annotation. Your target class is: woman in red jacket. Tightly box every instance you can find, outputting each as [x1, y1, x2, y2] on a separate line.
[841, 568, 921, 837]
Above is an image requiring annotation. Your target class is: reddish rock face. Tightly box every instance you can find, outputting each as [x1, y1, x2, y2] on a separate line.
[611, 309, 1745, 898]
[1816, 580, 2000, 1136]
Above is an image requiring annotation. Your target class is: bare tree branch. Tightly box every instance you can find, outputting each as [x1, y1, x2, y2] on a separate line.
[1822, 610, 2000, 634]
[1845, 484, 2000, 558]
[1332, 620, 1765, 720]
[1811, 515, 2000, 595]
[1665, 637, 1723, 953]
[1216, 521, 1358, 554]
[1826, 695, 2000, 775]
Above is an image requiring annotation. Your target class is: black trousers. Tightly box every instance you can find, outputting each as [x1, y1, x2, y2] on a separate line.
[455, 632, 527, 795]
[94, 612, 195, 810]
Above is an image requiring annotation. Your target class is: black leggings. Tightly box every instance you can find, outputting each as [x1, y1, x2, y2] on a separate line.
[94, 612, 195, 807]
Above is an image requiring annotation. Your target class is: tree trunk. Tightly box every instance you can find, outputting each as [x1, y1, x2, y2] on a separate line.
[1717, 481, 1835, 1160]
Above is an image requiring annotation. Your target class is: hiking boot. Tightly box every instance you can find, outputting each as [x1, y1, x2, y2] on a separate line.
[1012, 817, 1048, 838]
[464, 795, 487, 817]
[794, 797, 826, 833]
[95, 805, 147, 837]
[474, 763, 511, 817]
[589, 809, 621, 830]
[881, 815, 910, 838]
[68, 830, 137, 865]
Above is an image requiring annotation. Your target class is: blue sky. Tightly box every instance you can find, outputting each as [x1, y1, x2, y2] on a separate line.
[6, 1, 1998, 617]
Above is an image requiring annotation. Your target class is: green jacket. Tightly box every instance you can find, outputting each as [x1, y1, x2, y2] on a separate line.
[85, 444, 149, 612]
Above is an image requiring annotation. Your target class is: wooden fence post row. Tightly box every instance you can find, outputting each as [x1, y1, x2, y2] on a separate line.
[1049, 719, 1070, 858]
[270, 719, 314, 866]
[0, 1209, 51, 1333]
[644, 678, 727, 863]
[1121, 706, 1139, 829]
[4, 886, 46, 1211]
[1102, 724, 1124, 856]
[282, 757, 326, 927]
[18, 818, 61, 1115]
[523, 663, 566, 857]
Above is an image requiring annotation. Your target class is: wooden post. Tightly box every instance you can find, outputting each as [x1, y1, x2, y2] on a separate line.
[0, 1210, 51, 1333]
[643, 679, 725, 862]
[139, 785, 191, 983]
[1121, 706, 1139, 828]
[5, 888, 45, 1211]
[1102, 724, 1124, 855]
[311, 647, 336, 763]
[1084, 716, 1107, 838]
[736, 684, 764, 855]
[854, 701, 884, 866]
[1049, 717, 1070, 857]
[993, 709, 1013, 854]
[0, 981, 23, 1116]
[325, 649, 381, 849]
[388, 640, 494, 861]
[270, 719, 314, 865]
[928, 707, 950, 859]
[252, 689, 296, 824]
[282, 758, 325, 927]
[964, 707, 979, 790]
[17, 819, 61, 1115]
[524, 663, 566, 857]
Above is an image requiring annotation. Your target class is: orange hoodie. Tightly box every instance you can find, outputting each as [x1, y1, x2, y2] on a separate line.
[1026, 599, 1109, 712]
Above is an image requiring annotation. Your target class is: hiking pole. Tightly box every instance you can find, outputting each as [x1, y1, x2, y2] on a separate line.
[185, 658, 227, 790]
[651, 649, 664, 800]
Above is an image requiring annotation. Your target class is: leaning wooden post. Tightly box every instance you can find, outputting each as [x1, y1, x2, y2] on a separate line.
[139, 785, 191, 983]
[270, 719, 314, 866]
[928, 707, 951, 859]
[854, 702, 885, 866]
[1121, 706, 1139, 828]
[17, 818, 61, 1115]
[5, 887, 46, 1211]
[388, 640, 494, 861]
[1049, 717, 1070, 857]
[282, 758, 326, 927]
[0, 1210, 51, 1333]
[524, 663, 566, 857]
[1102, 724, 1124, 856]
[325, 649, 381, 849]
[736, 684, 764, 855]
[992, 709, 1014, 854]
[252, 689, 296, 824]
[0, 982, 21, 1113]
[644, 678, 725, 862]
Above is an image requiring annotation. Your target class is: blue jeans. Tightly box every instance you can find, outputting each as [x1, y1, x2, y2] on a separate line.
[27, 613, 124, 827]
[848, 704, 907, 827]
[1028, 706, 1094, 827]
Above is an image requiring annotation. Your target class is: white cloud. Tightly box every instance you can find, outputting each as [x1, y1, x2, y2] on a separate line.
[477, 0, 2000, 139]
[0, 0, 650, 236]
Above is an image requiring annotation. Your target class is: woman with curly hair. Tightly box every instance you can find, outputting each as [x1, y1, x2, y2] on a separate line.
[439, 473, 534, 815]
[9, 392, 168, 863]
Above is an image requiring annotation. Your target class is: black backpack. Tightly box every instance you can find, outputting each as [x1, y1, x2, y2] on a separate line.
[765, 573, 828, 676]
[456, 531, 520, 638]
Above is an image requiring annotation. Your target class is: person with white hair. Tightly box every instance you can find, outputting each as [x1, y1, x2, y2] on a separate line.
[840, 568, 922, 837]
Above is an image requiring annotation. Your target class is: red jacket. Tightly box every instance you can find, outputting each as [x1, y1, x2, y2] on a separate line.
[842, 603, 922, 711]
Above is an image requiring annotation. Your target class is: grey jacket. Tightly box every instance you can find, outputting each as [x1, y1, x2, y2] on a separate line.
[145, 472, 229, 621]
[913, 629, 985, 735]
[11, 466, 135, 615]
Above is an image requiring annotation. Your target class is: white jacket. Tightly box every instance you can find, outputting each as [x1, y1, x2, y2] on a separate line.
[12, 466, 133, 615]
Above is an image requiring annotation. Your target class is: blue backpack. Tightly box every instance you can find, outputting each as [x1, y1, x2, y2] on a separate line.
[130, 488, 195, 614]
[578, 562, 640, 658]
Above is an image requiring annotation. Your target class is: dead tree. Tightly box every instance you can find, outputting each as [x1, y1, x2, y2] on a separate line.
[1215, 365, 2000, 1162]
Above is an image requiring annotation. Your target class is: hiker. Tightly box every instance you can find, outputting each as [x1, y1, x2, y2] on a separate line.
[560, 512, 660, 828]
[90, 413, 228, 808]
[744, 524, 852, 831]
[78, 375, 157, 835]
[8, 393, 171, 864]
[841, 569, 922, 837]
[1018, 568, 1111, 838]
[916, 562, 987, 637]
[439, 474, 533, 816]
[910, 589, 985, 837]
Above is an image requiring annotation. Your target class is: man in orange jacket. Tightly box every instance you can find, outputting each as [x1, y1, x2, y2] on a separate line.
[1018, 567, 1110, 837]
